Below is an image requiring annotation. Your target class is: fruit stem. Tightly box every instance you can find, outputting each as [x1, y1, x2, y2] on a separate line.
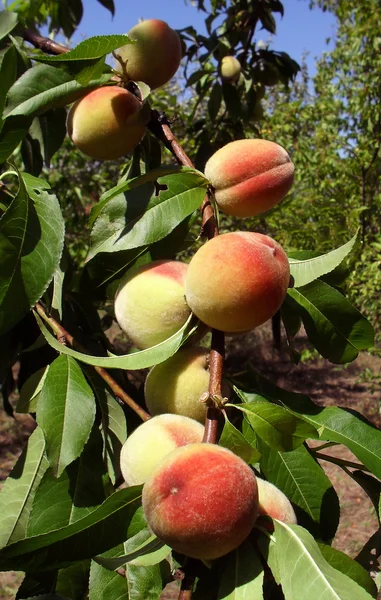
[34, 302, 151, 422]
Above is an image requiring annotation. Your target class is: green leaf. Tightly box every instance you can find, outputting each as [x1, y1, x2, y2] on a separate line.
[33, 35, 131, 63]
[219, 415, 261, 464]
[317, 544, 377, 597]
[27, 427, 106, 536]
[36, 355, 96, 477]
[89, 547, 128, 600]
[0, 486, 142, 572]
[35, 311, 195, 370]
[217, 540, 264, 599]
[28, 108, 67, 166]
[287, 279, 374, 363]
[273, 521, 374, 599]
[95, 531, 168, 570]
[90, 166, 184, 226]
[31, 35, 130, 86]
[289, 231, 358, 288]
[233, 369, 381, 481]
[0, 44, 18, 117]
[88, 170, 207, 260]
[93, 376, 127, 485]
[0, 114, 32, 163]
[208, 82, 222, 121]
[5, 63, 113, 118]
[259, 442, 339, 541]
[96, 0, 115, 15]
[0, 172, 64, 335]
[125, 563, 163, 599]
[0, 11, 18, 41]
[222, 81, 242, 118]
[232, 392, 317, 451]
[55, 560, 91, 600]
[0, 427, 48, 549]
[16, 365, 49, 413]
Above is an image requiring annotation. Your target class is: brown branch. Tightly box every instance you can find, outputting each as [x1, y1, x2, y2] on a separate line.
[34, 302, 151, 422]
[23, 28, 69, 55]
[148, 111, 194, 167]
[314, 451, 370, 472]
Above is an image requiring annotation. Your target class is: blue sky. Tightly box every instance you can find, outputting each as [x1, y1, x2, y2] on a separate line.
[73, 0, 337, 76]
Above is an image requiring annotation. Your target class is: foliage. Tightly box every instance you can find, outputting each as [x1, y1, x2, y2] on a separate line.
[0, 1, 379, 599]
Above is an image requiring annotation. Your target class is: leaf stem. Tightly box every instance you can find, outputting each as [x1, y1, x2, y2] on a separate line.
[34, 302, 151, 422]
[0, 170, 18, 181]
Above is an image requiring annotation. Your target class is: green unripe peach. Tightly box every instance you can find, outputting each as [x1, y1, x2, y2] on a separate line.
[66, 86, 149, 160]
[145, 347, 210, 423]
[142, 443, 258, 559]
[204, 138, 294, 217]
[220, 56, 241, 83]
[120, 414, 204, 486]
[115, 19, 182, 89]
[185, 231, 290, 333]
[257, 478, 297, 524]
[114, 260, 191, 349]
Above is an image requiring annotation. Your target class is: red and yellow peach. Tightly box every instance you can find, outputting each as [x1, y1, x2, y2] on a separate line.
[204, 139, 294, 217]
[142, 443, 258, 559]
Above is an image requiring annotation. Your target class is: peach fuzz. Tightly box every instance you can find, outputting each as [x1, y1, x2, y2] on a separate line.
[185, 232, 290, 333]
[142, 443, 258, 559]
[114, 260, 191, 349]
[257, 478, 297, 524]
[66, 86, 148, 160]
[120, 414, 204, 486]
[145, 347, 210, 423]
[204, 139, 295, 217]
[115, 19, 182, 90]
[220, 56, 241, 83]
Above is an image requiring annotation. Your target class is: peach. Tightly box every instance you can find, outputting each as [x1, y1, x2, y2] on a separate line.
[257, 479, 297, 524]
[67, 86, 149, 160]
[220, 56, 241, 83]
[142, 443, 258, 559]
[120, 414, 204, 486]
[115, 19, 182, 90]
[114, 260, 191, 349]
[204, 139, 294, 217]
[185, 232, 290, 332]
[145, 347, 210, 423]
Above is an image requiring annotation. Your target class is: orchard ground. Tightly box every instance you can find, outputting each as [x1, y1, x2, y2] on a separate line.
[0, 324, 380, 599]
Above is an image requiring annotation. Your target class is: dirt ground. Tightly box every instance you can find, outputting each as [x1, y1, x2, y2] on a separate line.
[0, 327, 380, 599]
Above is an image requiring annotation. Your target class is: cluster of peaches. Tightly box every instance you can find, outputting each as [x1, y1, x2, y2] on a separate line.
[66, 19, 297, 561]
[115, 138, 296, 559]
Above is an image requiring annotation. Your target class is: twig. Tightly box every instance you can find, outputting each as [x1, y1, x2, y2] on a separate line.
[314, 451, 370, 472]
[34, 302, 151, 422]
[23, 28, 70, 55]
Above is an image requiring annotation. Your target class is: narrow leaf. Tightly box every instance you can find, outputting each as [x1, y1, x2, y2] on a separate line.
[289, 231, 358, 288]
[219, 416, 261, 464]
[0, 11, 18, 40]
[0, 487, 142, 572]
[35, 311, 195, 370]
[0, 173, 64, 335]
[287, 280, 374, 363]
[218, 540, 264, 599]
[274, 521, 374, 599]
[36, 355, 96, 477]
[0, 427, 48, 549]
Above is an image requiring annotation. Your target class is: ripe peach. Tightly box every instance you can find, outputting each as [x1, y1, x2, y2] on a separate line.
[257, 478, 297, 524]
[114, 260, 191, 349]
[66, 86, 149, 160]
[185, 232, 290, 332]
[120, 414, 204, 486]
[142, 443, 258, 559]
[115, 19, 182, 90]
[145, 347, 209, 423]
[204, 139, 294, 217]
[220, 56, 241, 83]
